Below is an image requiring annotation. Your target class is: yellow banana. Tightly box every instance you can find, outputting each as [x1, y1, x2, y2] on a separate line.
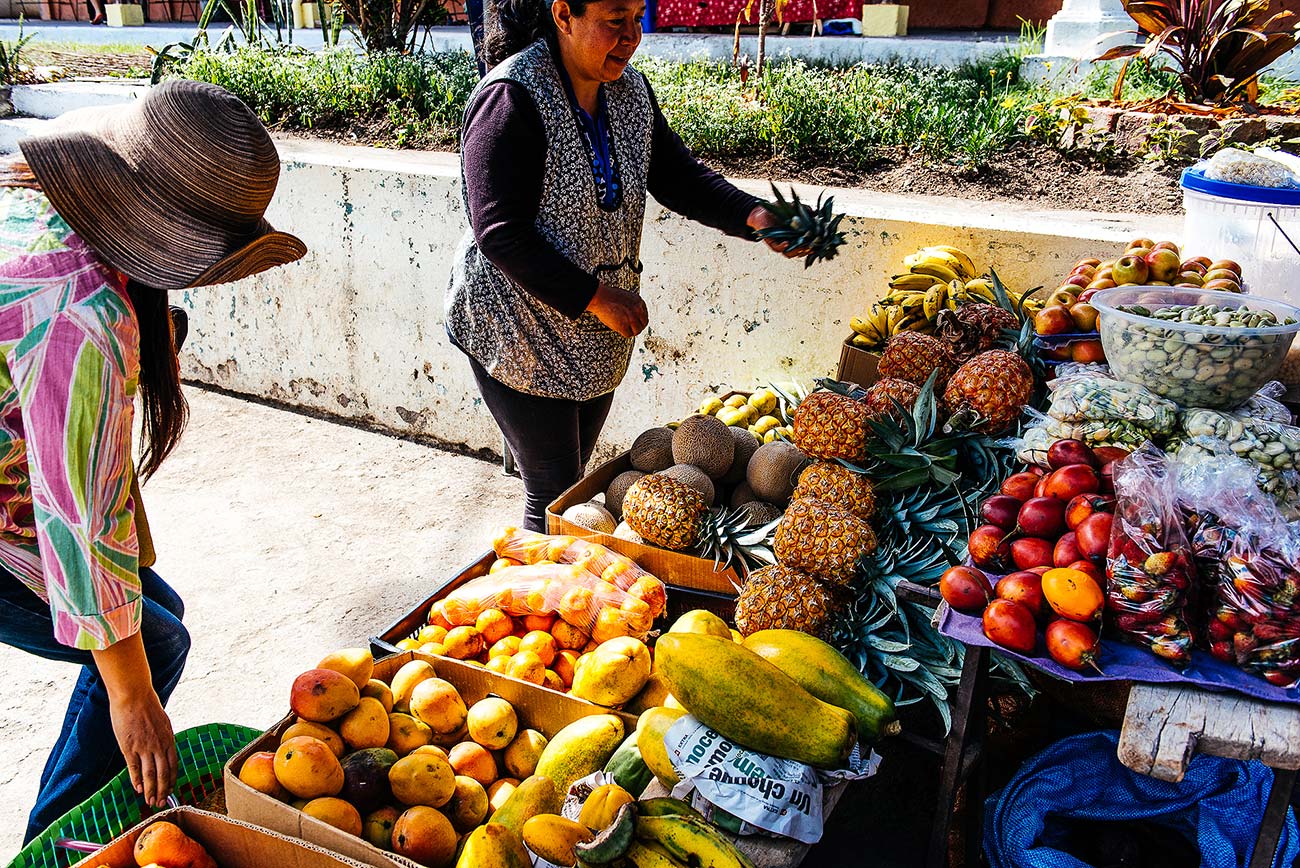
[949, 279, 970, 305]
[850, 333, 876, 349]
[850, 315, 872, 336]
[635, 815, 755, 868]
[888, 273, 942, 292]
[924, 245, 977, 279]
[923, 283, 946, 320]
[879, 289, 922, 307]
[914, 248, 964, 275]
[624, 840, 691, 868]
[869, 303, 893, 335]
[894, 310, 928, 334]
[965, 281, 998, 304]
[909, 261, 962, 283]
[885, 305, 907, 334]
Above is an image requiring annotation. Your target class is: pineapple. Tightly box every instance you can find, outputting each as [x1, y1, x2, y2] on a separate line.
[622, 474, 776, 571]
[622, 474, 708, 551]
[793, 462, 876, 521]
[773, 498, 877, 587]
[878, 332, 956, 389]
[862, 378, 922, 422]
[755, 184, 846, 269]
[943, 349, 1033, 435]
[735, 564, 840, 639]
[936, 302, 1019, 359]
[792, 390, 872, 462]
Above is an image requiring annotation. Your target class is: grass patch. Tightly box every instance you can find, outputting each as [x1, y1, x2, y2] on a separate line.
[172, 46, 1056, 168]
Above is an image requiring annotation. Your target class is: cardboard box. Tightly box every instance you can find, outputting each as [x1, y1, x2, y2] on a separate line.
[224, 652, 637, 868]
[836, 336, 881, 390]
[861, 2, 908, 35]
[73, 807, 369, 868]
[105, 2, 144, 25]
[547, 453, 742, 594]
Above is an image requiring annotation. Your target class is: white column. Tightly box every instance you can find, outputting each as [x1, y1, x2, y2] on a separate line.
[1043, 0, 1136, 58]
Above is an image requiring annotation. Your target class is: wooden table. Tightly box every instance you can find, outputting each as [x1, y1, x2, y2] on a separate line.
[1119, 682, 1300, 868]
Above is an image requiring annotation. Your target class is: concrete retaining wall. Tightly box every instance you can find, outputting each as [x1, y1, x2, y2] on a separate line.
[177, 138, 1179, 459]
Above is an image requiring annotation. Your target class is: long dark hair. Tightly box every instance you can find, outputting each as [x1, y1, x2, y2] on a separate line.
[126, 279, 188, 480]
[482, 0, 590, 71]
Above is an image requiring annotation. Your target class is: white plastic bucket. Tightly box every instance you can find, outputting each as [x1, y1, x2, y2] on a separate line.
[1180, 166, 1300, 308]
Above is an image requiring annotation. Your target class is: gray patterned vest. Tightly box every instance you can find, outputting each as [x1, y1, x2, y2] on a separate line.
[446, 40, 653, 401]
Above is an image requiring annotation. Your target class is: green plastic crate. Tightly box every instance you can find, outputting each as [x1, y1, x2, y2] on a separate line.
[8, 722, 260, 868]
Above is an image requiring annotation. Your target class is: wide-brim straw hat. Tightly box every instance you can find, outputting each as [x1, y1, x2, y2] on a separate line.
[18, 80, 306, 291]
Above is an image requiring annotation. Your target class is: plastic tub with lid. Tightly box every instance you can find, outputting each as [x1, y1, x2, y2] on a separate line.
[1180, 166, 1300, 304]
[1092, 286, 1300, 410]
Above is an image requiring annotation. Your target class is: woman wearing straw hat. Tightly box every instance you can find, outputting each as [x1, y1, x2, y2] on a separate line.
[0, 81, 305, 841]
[447, 0, 795, 532]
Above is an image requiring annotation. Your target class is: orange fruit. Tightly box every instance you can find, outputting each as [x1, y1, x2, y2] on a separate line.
[523, 613, 556, 633]
[488, 636, 521, 659]
[553, 650, 580, 687]
[476, 609, 514, 645]
[518, 631, 558, 667]
[134, 821, 216, 868]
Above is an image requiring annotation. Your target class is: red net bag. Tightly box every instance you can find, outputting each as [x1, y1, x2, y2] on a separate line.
[493, 527, 666, 617]
[1105, 446, 1198, 666]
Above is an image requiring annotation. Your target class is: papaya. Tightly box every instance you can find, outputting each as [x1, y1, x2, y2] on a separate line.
[636, 707, 685, 787]
[742, 629, 899, 743]
[578, 783, 634, 831]
[604, 732, 654, 795]
[488, 774, 562, 834]
[533, 714, 624, 796]
[456, 823, 531, 868]
[654, 633, 856, 768]
[521, 814, 594, 866]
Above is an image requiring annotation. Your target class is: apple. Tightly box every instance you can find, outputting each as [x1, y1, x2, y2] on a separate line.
[1048, 289, 1079, 308]
[1203, 267, 1240, 283]
[1189, 255, 1213, 269]
[1145, 249, 1181, 282]
[1180, 259, 1208, 275]
[1070, 303, 1099, 332]
[1078, 258, 1102, 268]
[1208, 259, 1241, 277]
[1152, 240, 1180, 255]
[1071, 340, 1106, 364]
[1125, 247, 1153, 261]
[1070, 264, 1097, 277]
[1128, 237, 1156, 250]
[1085, 278, 1116, 291]
[1111, 255, 1149, 286]
[1078, 288, 1100, 303]
[1204, 279, 1242, 292]
[1176, 271, 1205, 286]
[1035, 305, 1075, 336]
[1064, 274, 1091, 289]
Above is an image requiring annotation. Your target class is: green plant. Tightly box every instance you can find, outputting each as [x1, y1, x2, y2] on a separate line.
[0, 18, 34, 86]
[337, 0, 447, 53]
[1098, 0, 1300, 106]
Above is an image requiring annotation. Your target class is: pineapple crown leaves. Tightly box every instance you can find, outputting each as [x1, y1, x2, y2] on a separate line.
[756, 183, 848, 269]
[698, 509, 778, 576]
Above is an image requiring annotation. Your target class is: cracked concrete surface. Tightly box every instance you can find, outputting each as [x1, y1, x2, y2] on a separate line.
[0, 387, 521, 858]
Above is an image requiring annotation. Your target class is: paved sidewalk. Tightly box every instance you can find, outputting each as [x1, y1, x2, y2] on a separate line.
[0, 387, 522, 858]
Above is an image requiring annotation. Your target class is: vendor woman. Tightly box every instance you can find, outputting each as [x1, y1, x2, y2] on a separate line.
[0, 81, 305, 840]
[447, 0, 793, 531]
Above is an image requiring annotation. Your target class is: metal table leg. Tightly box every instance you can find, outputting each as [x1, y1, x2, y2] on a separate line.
[1249, 766, 1298, 868]
[926, 643, 991, 868]
[502, 435, 518, 477]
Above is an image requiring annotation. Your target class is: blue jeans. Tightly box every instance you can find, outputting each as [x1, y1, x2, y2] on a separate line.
[0, 567, 190, 843]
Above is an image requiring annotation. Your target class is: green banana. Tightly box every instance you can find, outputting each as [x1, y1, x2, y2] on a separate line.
[623, 840, 690, 868]
[635, 814, 756, 868]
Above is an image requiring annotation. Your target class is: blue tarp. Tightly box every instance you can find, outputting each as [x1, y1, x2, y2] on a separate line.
[984, 730, 1299, 868]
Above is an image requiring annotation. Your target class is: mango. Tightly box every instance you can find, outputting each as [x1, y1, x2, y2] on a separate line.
[488, 774, 561, 834]
[455, 823, 531, 868]
[290, 669, 360, 723]
[667, 610, 733, 640]
[393, 806, 457, 868]
[467, 697, 518, 751]
[302, 797, 362, 836]
[339, 697, 390, 751]
[578, 783, 634, 831]
[133, 821, 216, 868]
[282, 721, 345, 758]
[387, 712, 433, 756]
[340, 747, 398, 813]
[487, 778, 519, 812]
[625, 672, 672, 715]
[238, 751, 287, 800]
[274, 736, 344, 800]
[522, 814, 594, 865]
[502, 729, 548, 779]
[571, 637, 651, 707]
[534, 715, 625, 796]
[390, 660, 437, 714]
[444, 775, 490, 832]
[362, 806, 400, 849]
[317, 648, 375, 689]
[410, 678, 467, 736]
[449, 741, 498, 787]
[389, 751, 455, 808]
[360, 679, 394, 713]
[443, 626, 485, 660]
[507, 651, 545, 685]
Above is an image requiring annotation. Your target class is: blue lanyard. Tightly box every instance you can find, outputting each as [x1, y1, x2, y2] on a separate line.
[555, 54, 622, 211]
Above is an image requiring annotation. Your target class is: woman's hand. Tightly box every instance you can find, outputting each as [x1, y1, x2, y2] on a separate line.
[586, 282, 648, 338]
[92, 632, 178, 807]
[747, 205, 802, 258]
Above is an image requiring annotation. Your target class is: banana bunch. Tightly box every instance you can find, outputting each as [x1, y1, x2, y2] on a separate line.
[849, 245, 1039, 350]
[625, 810, 758, 868]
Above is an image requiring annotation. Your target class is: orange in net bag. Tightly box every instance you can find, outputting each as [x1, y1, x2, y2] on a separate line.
[493, 527, 667, 618]
[440, 561, 653, 640]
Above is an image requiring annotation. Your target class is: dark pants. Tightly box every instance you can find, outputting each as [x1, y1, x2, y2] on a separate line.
[0, 567, 190, 843]
[467, 354, 615, 532]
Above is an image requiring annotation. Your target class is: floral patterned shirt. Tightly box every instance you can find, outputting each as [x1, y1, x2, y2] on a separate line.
[0, 187, 143, 651]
